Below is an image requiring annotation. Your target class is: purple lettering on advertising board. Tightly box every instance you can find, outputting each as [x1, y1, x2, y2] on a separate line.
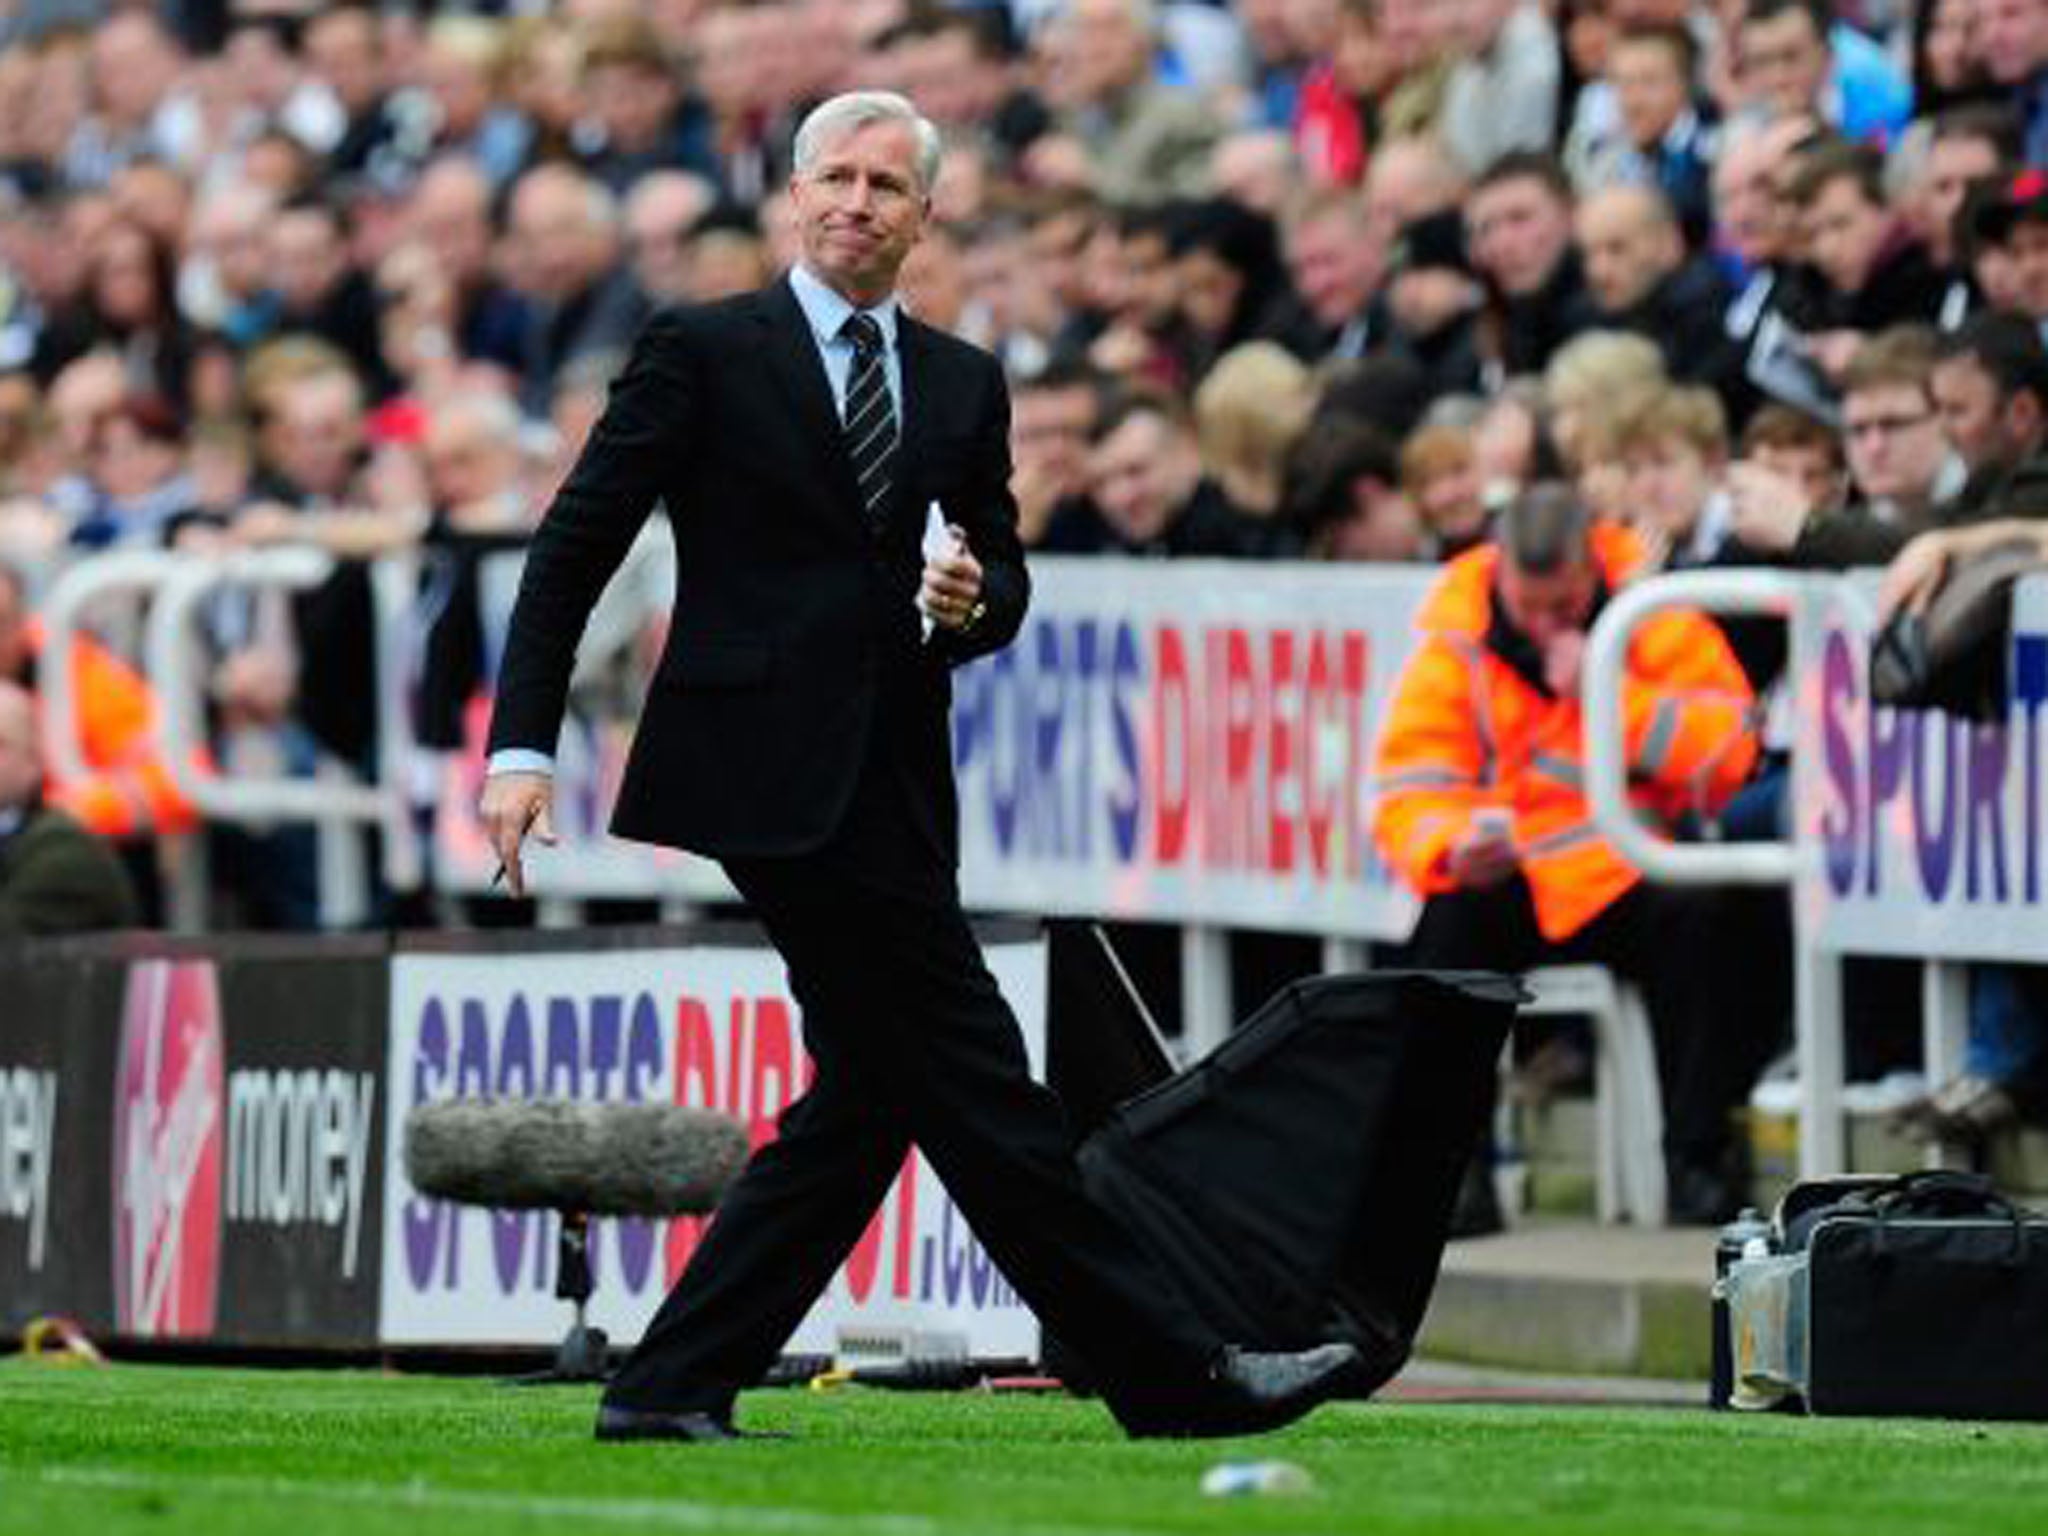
[1821, 631, 1859, 898]
[491, 997, 535, 1294]
[1910, 711, 1959, 901]
[2017, 636, 2047, 904]
[1110, 619, 1144, 864]
[1964, 721, 2009, 904]
[1865, 702, 1912, 897]
[406, 1000, 453, 1290]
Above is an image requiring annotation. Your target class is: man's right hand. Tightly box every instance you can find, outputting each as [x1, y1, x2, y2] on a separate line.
[1878, 530, 1953, 620]
[479, 771, 557, 898]
[1445, 819, 1518, 889]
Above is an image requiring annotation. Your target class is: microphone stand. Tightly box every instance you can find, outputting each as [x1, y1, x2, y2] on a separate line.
[508, 1210, 612, 1386]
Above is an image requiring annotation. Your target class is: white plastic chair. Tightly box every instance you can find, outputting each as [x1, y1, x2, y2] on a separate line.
[1519, 965, 1667, 1225]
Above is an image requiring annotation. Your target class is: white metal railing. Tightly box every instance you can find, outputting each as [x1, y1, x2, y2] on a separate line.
[1583, 568, 1974, 1179]
[39, 547, 418, 930]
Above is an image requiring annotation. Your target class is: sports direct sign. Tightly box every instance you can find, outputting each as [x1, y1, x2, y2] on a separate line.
[380, 932, 1047, 1358]
[1795, 576, 2048, 960]
[951, 559, 1428, 939]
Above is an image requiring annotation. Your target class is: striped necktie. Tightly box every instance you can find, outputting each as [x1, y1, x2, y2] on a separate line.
[840, 312, 897, 521]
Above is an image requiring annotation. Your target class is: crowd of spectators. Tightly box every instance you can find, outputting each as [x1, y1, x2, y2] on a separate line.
[3, 0, 2048, 1169]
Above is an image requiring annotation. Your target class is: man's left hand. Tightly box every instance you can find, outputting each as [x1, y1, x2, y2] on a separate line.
[1544, 631, 1586, 698]
[921, 524, 985, 633]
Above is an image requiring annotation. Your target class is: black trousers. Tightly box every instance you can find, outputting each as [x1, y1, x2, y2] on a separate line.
[1404, 876, 1786, 1169]
[602, 756, 1224, 1432]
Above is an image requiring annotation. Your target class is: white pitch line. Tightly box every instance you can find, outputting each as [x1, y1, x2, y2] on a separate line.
[28, 1465, 1213, 1536]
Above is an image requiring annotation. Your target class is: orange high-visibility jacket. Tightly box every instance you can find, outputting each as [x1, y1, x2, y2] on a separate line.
[26, 619, 200, 838]
[1371, 525, 1757, 941]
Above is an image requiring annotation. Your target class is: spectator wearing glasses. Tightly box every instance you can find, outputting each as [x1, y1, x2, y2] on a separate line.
[1730, 326, 1962, 564]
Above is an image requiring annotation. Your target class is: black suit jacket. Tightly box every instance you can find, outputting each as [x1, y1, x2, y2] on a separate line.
[488, 276, 1028, 862]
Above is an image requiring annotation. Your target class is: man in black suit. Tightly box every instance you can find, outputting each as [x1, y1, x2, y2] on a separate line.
[480, 91, 1357, 1443]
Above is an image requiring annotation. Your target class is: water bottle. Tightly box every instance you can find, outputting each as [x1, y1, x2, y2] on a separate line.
[1710, 1206, 1772, 1409]
[1199, 1460, 1314, 1497]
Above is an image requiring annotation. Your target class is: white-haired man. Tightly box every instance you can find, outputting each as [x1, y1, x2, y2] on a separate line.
[481, 90, 1358, 1444]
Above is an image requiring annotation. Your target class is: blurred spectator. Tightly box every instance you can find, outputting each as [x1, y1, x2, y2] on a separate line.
[1729, 325, 1961, 563]
[503, 162, 650, 418]
[576, 17, 714, 196]
[1738, 399, 1847, 515]
[1910, 104, 2021, 325]
[884, 222, 958, 337]
[1041, 387, 1256, 556]
[1371, 0, 1456, 141]
[1209, 128, 1301, 215]
[1372, 483, 1770, 1224]
[1543, 328, 1667, 471]
[1191, 340, 1314, 539]
[1980, 0, 2048, 166]
[403, 156, 525, 372]
[1078, 203, 1186, 390]
[34, 213, 198, 410]
[0, 677, 137, 937]
[1289, 0, 1399, 188]
[1034, 0, 1225, 205]
[1967, 167, 2048, 334]
[1928, 310, 2048, 507]
[1465, 151, 1598, 377]
[1471, 376, 1563, 504]
[1914, 0, 1998, 117]
[686, 209, 775, 304]
[1611, 383, 1736, 570]
[412, 17, 534, 193]
[1280, 417, 1424, 562]
[65, 9, 190, 189]
[1785, 141, 1944, 377]
[1166, 196, 1318, 377]
[1440, 0, 1561, 178]
[1574, 183, 1730, 382]
[1566, 21, 1715, 248]
[1282, 186, 1386, 361]
[421, 390, 532, 538]
[1399, 420, 1491, 560]
[265, 194, 390, 394]
[1381, 207, 1485, 398]
[1364, 132, 1468, 237]
[1732, 0, 1910, 145]
[1237, 0, 1317, 132]
[1010, 357, 1105, 547]
[181, 179, 281, 347]
[621, 170, 719, 306]
[63, 393, 200, 551]
[300, 5, 398, 187]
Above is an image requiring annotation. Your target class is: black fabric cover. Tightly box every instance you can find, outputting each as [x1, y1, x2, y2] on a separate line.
[1072, 969, 1520, 1394]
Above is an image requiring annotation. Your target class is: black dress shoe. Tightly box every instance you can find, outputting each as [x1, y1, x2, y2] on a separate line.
[595, 1405, 749, 1443]
[1204, 1342, 1362, 1435]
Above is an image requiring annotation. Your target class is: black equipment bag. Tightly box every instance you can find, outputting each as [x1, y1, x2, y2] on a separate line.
[1072, 968, 1520, 1395]
[1788, 1170, 2048, 1419]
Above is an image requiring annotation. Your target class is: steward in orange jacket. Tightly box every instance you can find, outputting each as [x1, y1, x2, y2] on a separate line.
[1370, 487, 1781, 1228]
[1373, 520, 1756, 940]
[0, 562, 199, 839]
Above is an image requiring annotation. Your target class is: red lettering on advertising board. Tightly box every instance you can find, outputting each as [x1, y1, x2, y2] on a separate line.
[1267, 629, 1299, 874]
[664, 993, 912, 1296]
[1302, 632, 1334, 875]
[1153, 624, 1192, 865]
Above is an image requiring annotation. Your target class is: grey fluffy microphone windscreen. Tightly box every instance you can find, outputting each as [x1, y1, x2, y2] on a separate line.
[404, 1099, 751, 1217]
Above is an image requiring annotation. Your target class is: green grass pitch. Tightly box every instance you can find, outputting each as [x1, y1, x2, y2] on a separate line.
[5, 1360, 2048, 1535]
